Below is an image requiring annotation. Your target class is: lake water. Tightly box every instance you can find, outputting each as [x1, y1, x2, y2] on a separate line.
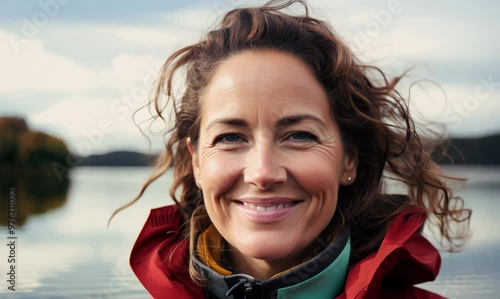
[1, 166, 499, 298]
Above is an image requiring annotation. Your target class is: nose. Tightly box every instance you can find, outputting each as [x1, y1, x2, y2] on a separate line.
[244, 143, 287, 190]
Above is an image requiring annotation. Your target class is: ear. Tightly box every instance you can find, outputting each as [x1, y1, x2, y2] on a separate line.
[341, 145, 358, 185]
[186, 137, 201, 188]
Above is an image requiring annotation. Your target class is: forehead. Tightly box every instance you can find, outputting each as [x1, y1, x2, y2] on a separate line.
[201, 50, 331, 120]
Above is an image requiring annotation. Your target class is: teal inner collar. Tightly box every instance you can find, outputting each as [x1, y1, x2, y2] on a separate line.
[194, 228, 351, 299]
[275, 235, 350, 299]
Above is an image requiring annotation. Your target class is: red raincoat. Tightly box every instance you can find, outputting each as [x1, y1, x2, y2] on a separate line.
[130, 205, 444, 299]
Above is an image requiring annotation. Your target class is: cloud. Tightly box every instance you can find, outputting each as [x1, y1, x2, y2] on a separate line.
[113, 25, 195, 49]
[0, 11, 207, 96]
[44, 20, 201, 60]
[28, 95, 169, 155]
[99, 54, 163, 91]
[318, 3, 498, 68]
[29, 96, 126, 154]
[162, 7, 219, 31]
[0, 30, 98, 95]
[404, 80, 500, 136]
[375, 18, 498, 63]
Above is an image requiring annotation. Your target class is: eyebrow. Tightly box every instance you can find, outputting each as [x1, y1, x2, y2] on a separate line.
[277, 114, 327, 129]
[206, 118, 249, 132]
[206, 114, 327, 131]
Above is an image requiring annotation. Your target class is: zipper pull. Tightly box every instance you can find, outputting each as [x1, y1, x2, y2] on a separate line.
[244, 281, 254, 299]
[225, 275, 257, 299]
[226, 278, 248, 297]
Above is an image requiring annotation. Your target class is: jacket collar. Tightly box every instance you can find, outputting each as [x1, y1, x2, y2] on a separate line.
[130, 205, 204, 299]
[338, 207, 442, 298]
[194, 227, 351, 299]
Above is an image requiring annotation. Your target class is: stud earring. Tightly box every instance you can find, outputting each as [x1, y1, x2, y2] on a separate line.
[347, 176, 352, 182]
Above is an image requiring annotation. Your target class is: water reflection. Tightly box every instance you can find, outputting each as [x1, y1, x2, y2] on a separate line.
[0, 167, 70, 226]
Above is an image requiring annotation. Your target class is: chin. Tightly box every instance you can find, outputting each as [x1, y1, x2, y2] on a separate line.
[236, 238, 301, 263]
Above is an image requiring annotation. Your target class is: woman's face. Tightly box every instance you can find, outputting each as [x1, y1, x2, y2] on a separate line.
[188, 50, 357, 269]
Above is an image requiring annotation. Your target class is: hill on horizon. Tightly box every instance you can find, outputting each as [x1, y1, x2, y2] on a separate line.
[77, 150, 158, 167]
[436, 133, 500, 165]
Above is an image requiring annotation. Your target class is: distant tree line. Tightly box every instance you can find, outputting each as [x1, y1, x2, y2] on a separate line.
[0, 117, 71, 226]
[0, 117, 72, 170]
[434, 134, 500, 165]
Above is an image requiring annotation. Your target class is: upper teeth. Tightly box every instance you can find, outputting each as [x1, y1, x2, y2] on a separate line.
[242, 202, 293, 211]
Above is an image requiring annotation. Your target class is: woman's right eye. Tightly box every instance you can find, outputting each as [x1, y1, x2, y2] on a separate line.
[213, 133, 244, 144]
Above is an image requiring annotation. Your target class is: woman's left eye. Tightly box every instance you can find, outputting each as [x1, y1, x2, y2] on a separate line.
[213, 133, 245, 145]
[285, 131, 318, 142]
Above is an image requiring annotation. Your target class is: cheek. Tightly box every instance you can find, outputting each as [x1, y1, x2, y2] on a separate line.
[200, 152, 242, 199]
[290, 150, 343, 195]
[293, 160, 340, 229]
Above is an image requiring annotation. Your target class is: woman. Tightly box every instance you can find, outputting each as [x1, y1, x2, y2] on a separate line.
[113, 1, 471, 298]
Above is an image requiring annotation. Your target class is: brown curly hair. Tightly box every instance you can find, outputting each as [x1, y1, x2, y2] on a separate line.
[111, 0, 471, 283]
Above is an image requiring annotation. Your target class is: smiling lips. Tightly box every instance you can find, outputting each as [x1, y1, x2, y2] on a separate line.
[242, 202, 294, 211]
[235, 198, 301, 223]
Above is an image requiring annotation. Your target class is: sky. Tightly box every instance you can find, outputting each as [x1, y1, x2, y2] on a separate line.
[0, 0, 499, 156]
